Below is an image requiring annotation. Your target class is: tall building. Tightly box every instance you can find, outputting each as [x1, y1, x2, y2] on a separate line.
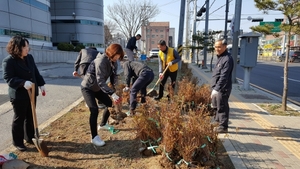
[0, 0, 104, 51]
[50, 0, 104, 51]
[0, 0, 52, 49]
[141, 22, 169, 53]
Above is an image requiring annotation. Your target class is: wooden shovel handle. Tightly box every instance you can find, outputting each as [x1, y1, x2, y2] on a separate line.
[27, 83, 39, 138]
[154, 64, 170, 86]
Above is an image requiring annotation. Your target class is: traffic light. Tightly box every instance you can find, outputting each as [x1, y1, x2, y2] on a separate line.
[196, 7, 206, 17]
[275, 18, 284, 22]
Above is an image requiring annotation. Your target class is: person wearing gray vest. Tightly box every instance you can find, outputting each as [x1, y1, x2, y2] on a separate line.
[73, 46, 99, 78]
[73, 47, 106, 109]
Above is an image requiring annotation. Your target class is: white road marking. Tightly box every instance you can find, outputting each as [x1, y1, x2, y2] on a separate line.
[281, 77, 300, 83]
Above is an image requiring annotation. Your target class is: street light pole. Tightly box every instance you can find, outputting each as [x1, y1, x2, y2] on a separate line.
[224, 0, 229, 41]
[231, 0, 242, 83]
[72, 12, 76, 44]
[192, 0, 197, 63]
[202, 0, 209, 69]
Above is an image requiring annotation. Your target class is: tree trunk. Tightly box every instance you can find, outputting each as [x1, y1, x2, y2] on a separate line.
[210, 52, 214, 72]
[282, 32, 291, 111]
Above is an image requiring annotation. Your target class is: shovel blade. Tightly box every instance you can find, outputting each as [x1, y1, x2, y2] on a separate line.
[147, 89, 158, 97]
[32, 138, 49, 157]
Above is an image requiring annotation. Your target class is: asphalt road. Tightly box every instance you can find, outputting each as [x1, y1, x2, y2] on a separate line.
[0, 63, 83, 153]
[236, 60, 300, 104]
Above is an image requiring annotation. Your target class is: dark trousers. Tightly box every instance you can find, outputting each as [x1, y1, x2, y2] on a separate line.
[158, 70, 177, 98]
[11, 98, 35, 146]
[81, 87, 112, 138]
[130, 70, 154, 110]
[212, 90, 231, 129]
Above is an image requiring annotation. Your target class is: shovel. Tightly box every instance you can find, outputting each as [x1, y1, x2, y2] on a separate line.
[147, 64, 170, 96]
[27, 83, 49, 157]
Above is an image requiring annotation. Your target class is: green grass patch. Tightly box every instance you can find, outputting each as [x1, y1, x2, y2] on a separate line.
[259, 104, 300, 116]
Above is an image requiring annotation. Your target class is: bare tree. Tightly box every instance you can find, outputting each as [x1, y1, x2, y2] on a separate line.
[106, 0, 160, 40]
[104, 20, 118, 47]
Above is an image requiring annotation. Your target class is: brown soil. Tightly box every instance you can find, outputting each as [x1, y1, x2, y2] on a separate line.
[8, 61, 235, 169]
[12, 102, 234, 169]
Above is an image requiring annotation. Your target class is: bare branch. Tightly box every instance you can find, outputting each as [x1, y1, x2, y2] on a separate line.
[106, 0, 160, 39]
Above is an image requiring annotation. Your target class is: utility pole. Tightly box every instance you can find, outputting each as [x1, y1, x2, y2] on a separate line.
[141, 5, 150, 55]
[224, 0, 229, 41]
[178, 0, 186, 69]
[185, 0, 191, 62]
[202, 0, 209, 69]
[192, 0, 197, 63]
[231, 0, 242, 83]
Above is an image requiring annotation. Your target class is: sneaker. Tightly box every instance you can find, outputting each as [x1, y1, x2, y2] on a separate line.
[14, 144, 27, 151]
[98, 104, 106, 109]
[98, 124, 113, 131]
[91, 135, 105, 146]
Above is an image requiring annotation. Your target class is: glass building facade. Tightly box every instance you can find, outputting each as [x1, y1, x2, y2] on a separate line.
[0, 0, 104, 50]
[50, 0, 104, 49]
[0, 0, 52, 48]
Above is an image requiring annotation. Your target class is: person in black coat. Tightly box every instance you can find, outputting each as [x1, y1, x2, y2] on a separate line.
[211, 39, 233, 133]
[2, 36, 46, 151]
[124, 34, 141, 61]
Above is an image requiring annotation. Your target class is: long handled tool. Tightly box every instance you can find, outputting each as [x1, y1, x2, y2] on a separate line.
[28, 83, 49, 157]
[147, 64, 170, 96]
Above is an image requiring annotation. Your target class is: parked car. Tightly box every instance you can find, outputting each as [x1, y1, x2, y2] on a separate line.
[279, 50, 300, 62]
[148, 48, 159, 58]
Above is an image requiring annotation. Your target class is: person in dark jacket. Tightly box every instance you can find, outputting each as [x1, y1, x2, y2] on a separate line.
[73, 46, 99, 78]
[73, 47, 105, 109]
[2, 36, 46, 151]
[124, 34, 141, 61]
[121, 61, 154, 116]
[81, 43, 124, 146]
[211, 39, 234, 133]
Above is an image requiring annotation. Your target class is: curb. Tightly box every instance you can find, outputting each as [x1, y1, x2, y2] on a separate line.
[0, 97, 84, 155]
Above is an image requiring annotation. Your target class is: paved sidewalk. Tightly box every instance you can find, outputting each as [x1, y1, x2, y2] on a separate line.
[189, 64, 300, 169]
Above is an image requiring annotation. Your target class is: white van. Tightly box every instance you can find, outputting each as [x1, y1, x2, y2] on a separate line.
[227, 44, 240, 64]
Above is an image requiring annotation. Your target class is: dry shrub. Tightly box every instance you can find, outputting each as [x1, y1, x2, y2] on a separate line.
[194, 84, 211, 105]
[177, 78, 211, 107]
[181, 62, 193, 80]
[160, 103, 183, 153]
[132, 64, 223, 168]
[107, 82, 127, 121]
